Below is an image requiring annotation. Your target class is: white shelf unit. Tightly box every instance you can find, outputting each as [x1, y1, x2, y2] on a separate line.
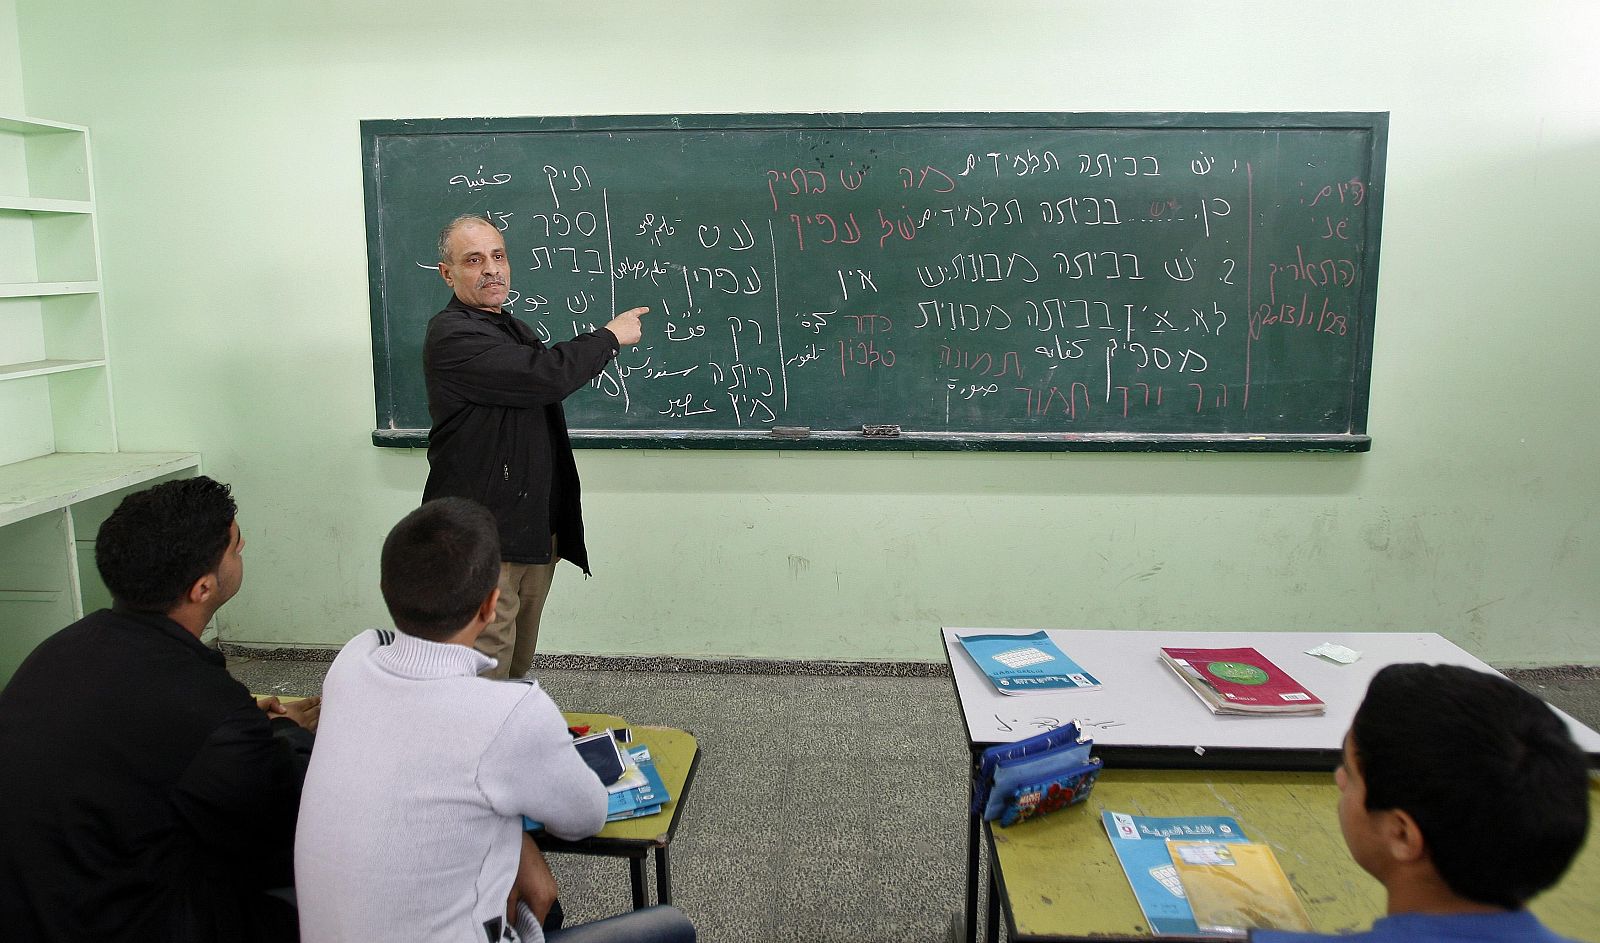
[1, 114, 113, 465]
[0, 280, 101, 298]
[0, 116, 201, 678]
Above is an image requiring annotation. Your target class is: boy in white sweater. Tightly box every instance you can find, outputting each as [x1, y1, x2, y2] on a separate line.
[295, 498, 609, 943]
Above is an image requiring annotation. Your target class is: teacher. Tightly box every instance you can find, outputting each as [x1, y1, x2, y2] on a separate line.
[421, 214, 647, 679]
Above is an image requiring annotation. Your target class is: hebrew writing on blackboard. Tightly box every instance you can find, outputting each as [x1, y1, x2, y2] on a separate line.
[365, 115, 1384, 449]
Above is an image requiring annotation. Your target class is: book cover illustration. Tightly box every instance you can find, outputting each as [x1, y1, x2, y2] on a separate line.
[998, 759, 1100, 826]
[958, 631, 1101, 695]
[1101, 811, 1249, 936]
[1167, 839, 1314, 936]
[1158, 646, 1324, 715]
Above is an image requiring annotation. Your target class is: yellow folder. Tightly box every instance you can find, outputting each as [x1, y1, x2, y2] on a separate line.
[1167, 839, 1314, 936]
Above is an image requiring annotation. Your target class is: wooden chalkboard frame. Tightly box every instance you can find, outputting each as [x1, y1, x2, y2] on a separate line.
[363, 112, 1387, 452]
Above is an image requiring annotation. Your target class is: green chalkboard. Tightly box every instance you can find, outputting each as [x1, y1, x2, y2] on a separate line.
[363, 113, 1386, 451]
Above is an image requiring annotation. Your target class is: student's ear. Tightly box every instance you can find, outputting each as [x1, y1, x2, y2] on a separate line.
[186, 572, 217, 607]
[475, 587, 500, 625]
[1383, 808, 1428, 864]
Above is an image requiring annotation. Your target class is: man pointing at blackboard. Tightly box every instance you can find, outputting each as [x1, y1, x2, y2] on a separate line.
[421, 214, 647, 678]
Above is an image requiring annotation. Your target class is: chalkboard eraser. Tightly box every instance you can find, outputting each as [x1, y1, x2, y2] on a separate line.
[770, 426, 811, 439]
[861, 424, 901, 438]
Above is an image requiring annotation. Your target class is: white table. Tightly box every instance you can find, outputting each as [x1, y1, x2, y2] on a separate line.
[944, 627, 1600, 761]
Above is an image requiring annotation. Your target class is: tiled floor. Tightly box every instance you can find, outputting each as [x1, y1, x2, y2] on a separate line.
[228, 657, 1600, 943]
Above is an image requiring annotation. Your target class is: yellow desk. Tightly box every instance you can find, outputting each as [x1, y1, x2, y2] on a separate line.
[537, 720, 701, 910]
[986, 769, 1600, 942]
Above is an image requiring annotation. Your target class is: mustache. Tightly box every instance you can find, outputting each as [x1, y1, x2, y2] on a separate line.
[477, 276, 505, 288]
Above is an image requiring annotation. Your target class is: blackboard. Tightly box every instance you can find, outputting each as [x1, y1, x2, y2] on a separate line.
[363, 113, 1386, 451]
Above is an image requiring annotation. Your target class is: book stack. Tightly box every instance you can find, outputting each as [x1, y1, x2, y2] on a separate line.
[525, 731, 671, 832]
[605, 744, 669, 821]
[1103, 811, 1312, 937]
[1158, 647, 1324, 716]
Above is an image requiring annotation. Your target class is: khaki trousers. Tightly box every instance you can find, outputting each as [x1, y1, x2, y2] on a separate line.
[476, 559, 558, 679]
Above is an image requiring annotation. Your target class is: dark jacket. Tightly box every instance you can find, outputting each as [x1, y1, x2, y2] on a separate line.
[0, 607, 313, 942]
[421, 295, 619, 572]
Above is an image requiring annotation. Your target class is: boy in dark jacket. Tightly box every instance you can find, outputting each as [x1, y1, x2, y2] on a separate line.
[0, 476, 318, 942]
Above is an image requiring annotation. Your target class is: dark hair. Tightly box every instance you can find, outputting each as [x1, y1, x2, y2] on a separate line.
[380, 498, 500, 641]
[1351, 663, 1590, 908]
[94, 476, 237, 613]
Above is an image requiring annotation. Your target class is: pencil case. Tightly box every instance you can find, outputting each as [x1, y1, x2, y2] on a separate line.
[972, 723, 1083, 814]
[992, 755, 1101, 826]
[974, 724, 1101, 824]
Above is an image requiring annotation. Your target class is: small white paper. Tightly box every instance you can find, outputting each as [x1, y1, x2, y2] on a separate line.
[1173, 842, 1236, 866]
[1306, 642, 1361, 664]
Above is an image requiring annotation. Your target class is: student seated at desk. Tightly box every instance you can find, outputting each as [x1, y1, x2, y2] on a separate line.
[1256, 663, 1590, 943]
[295, 498, 692, 943]
[0, 476, 318, 943]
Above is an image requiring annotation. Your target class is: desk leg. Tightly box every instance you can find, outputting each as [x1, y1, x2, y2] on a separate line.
[655, 847, 672, 905]
[965, 798, 981, 943]
[985, 863, 1000, 943]
[629, 857, 648, 910]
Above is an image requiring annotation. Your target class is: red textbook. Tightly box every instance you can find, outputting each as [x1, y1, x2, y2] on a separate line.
[1158, 647, 1324, 715]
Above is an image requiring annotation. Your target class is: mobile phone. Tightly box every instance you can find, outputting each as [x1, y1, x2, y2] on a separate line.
[573, 731, 626, 785]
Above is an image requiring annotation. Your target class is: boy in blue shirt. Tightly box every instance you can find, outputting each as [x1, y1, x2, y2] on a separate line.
[1257, 663, 1590, 943]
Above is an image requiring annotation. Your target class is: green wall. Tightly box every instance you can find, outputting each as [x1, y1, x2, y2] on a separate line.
[11, 1, 1599, 665]
[0, 0, 19, 114]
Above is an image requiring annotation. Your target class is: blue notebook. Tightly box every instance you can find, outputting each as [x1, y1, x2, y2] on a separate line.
[958, 631, 1101, 694]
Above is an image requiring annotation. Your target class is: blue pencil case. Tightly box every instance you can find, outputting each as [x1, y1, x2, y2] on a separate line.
[992, 756, 1101, 826]
[975, 724, 1102, 826]
[972, 723, 1082, 814]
